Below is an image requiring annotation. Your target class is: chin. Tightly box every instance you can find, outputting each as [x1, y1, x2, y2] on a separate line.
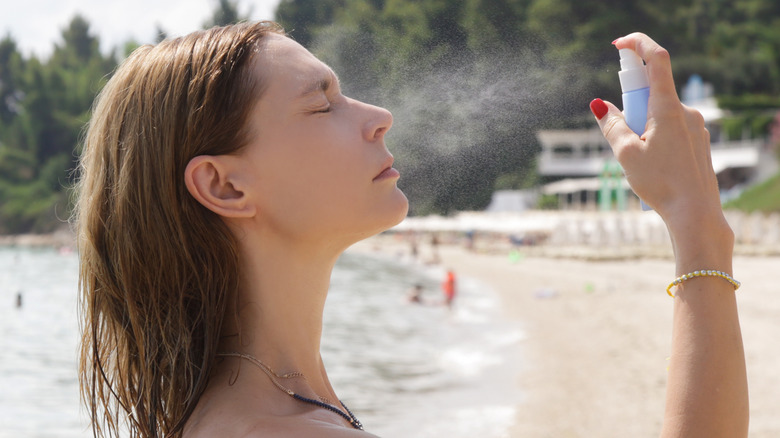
[359, 189, 409, 238]
[386, 188, 409, 228]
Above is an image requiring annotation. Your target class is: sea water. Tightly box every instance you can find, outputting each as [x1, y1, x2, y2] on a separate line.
[0, 246, 524, 437]
[0, 247, 83, 437]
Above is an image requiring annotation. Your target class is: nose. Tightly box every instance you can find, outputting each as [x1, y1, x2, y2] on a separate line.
[362, 102, 393, 142]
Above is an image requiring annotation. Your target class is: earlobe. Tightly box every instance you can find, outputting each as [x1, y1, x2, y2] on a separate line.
[184, 155, 256, 218]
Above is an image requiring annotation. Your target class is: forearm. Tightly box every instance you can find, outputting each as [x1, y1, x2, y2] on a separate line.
[661, 219, 748, 437]
[593, 32, 749, 436]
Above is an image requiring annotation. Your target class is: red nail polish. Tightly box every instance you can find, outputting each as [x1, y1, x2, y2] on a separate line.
[590, 98, 608, 120]
[611, 38, 619, 45]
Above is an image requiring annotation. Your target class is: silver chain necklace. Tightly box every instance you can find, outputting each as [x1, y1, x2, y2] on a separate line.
[216, 352, 363, 430]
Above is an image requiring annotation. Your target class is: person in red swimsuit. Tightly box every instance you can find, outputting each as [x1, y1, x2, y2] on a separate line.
[442, 270, 456, 308]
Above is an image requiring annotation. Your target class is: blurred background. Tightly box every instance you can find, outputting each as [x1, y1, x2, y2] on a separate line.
[1, 1, 779, 437]
[1, 0, 779, 234]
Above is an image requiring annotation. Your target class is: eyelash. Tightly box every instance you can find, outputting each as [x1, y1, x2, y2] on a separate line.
[315, 105, 332, 114]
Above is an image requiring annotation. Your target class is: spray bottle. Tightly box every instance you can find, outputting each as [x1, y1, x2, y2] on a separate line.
[618, 48, 652, 210]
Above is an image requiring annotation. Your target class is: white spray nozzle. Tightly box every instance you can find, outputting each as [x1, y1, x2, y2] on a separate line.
[619, 49, 644, 70]
[618, 48, 649, 92]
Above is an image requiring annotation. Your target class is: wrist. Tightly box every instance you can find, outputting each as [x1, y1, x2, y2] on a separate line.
[665, 209, 735, 276]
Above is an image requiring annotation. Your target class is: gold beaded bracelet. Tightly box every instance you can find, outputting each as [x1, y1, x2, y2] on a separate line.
[666, 270, 741, 298]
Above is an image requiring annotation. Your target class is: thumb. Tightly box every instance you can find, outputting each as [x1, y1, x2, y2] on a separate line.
[589, 98, 640, 159]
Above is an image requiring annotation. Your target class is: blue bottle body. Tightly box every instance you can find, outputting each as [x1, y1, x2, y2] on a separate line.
[617, 48, 652, 210]
[622, 86, 649, 136]
[622, 86, 651, 210]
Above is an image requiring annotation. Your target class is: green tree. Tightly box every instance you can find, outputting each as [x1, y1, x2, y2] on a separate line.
[0, 15, 116, 233]
[203, 0, 252, 28]
[671, 0, 780, 98]
[275, 0, 347, 47]
[0, 36, 25, 126]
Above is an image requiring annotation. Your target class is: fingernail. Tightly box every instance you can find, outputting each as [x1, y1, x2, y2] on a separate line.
[590, 98, 608, 120]
[611, 38, 619, 45]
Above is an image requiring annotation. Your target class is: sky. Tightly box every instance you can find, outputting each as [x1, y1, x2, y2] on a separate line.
[1, 0, 282, 58]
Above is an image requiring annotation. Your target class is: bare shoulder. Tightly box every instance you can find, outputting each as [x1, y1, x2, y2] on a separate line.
[185, 403, 380, 438]
[183, 370, 378, 438]
[242, 418, 381, 438]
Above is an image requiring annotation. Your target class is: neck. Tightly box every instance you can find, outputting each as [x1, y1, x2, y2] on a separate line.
[218, 229, 344, 402]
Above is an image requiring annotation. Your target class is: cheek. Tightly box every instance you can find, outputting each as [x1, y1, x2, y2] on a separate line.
[293, 124, 367, 187]
[303, 158, 369, 214]
[259, 136, 368, 217]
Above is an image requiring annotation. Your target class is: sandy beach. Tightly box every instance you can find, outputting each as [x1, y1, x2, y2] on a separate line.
[350, 233, 780, 437]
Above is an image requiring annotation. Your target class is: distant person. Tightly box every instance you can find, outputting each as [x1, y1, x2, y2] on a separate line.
[464, 230, 475, 252]
[430, 233, 440, 264]
[74, 23, 746, 438]
[441, 270, 456, 308]
[15, 291, 22, 309]
[406, 283, 424, 304]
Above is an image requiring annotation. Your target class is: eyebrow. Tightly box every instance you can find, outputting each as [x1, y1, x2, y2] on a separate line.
[297, 71, 340, 98]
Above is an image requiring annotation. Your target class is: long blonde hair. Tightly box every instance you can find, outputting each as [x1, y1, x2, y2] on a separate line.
[75, 21, 284, 437]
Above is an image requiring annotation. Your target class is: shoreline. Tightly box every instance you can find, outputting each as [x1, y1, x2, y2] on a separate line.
[3, 208, 779, 258]
[0, 228, 75, 248]
[349, 234, 780, 437]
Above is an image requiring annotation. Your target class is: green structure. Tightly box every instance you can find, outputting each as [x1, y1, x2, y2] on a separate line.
[599, 160, 626, 211]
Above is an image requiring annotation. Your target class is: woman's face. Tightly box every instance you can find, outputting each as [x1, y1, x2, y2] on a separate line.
[236, 34, 408, 245]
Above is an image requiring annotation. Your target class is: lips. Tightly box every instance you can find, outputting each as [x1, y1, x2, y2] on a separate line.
[373, 157, 400, 181]
[373, 167, 400, 181]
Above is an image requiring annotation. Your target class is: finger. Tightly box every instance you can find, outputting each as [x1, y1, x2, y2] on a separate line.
[614, 32, 677, 99]
[681, 104, 713, 173]
[681, 104, 706, 147]
[590, 98, 640, 158]
[703, 129, 715, 177]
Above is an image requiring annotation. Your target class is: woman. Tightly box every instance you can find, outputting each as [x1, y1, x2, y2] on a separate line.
[75, 21, 747, 437]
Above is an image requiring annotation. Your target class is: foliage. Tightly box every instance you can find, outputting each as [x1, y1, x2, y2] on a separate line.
[720, 110, 778, 140]
[494, 162, 539, 190]
[0, 16, 115, 233]
[202, 0, 252, 28]
[671, 0, 780, 97]
[275, 0, 347, 47]
[536, 193, 559, 210]
[0, 1, 248, 234]
[724, 172, 780, 212]
[718, 94, 780, 111]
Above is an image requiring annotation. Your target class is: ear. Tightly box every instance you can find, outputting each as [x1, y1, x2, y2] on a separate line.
[184, 155, 256, 218]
